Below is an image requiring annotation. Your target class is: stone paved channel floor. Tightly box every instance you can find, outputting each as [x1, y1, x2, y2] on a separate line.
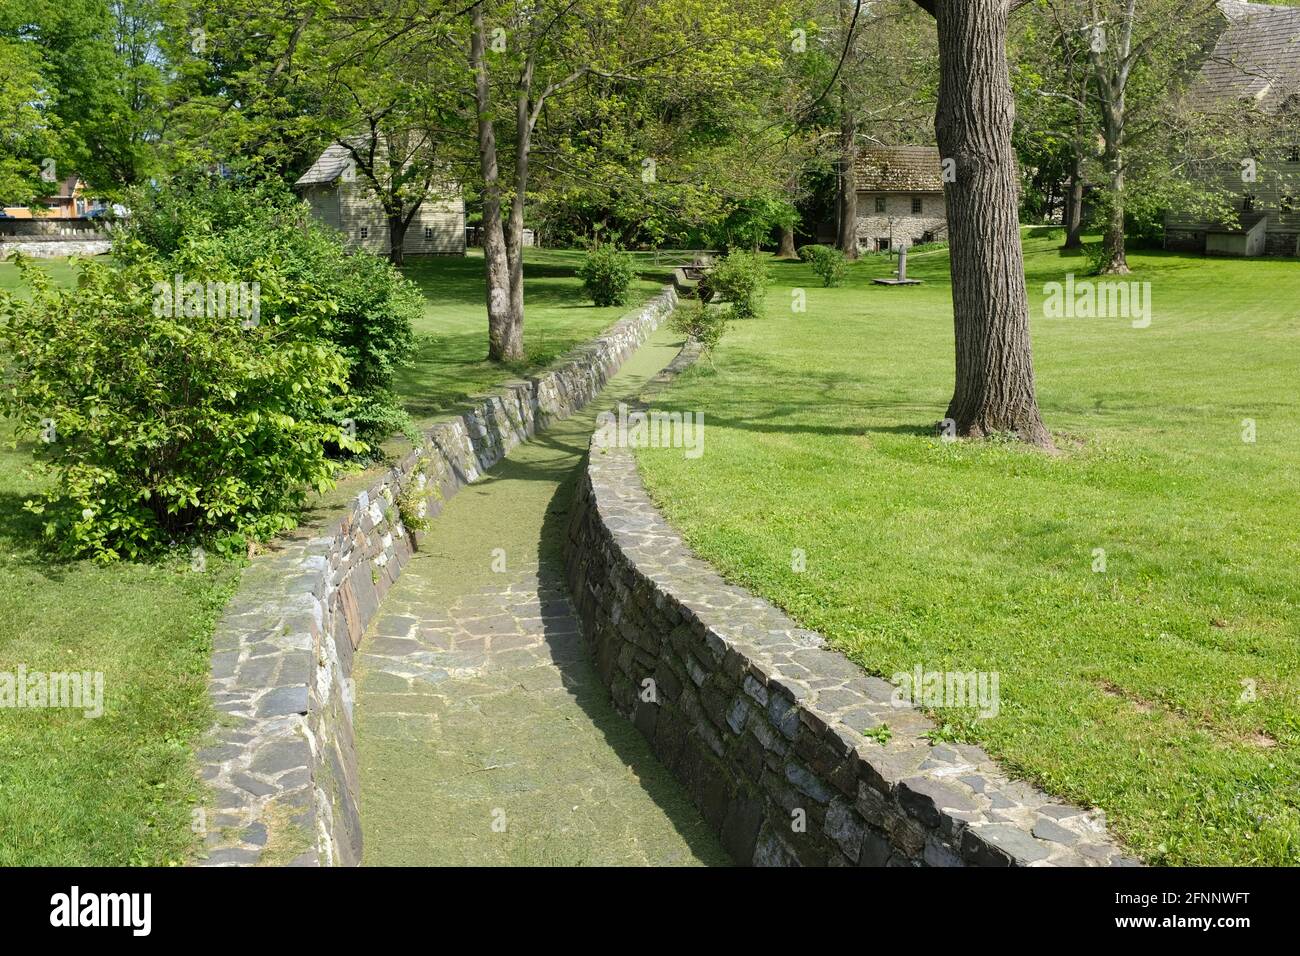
[354, 325, 730, 865]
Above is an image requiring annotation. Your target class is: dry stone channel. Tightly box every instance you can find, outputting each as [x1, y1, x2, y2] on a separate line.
[198, 286, 680, 866]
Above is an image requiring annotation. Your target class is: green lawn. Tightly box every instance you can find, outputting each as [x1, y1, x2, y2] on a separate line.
[635, 235, 1300, 866]
[0, 247, 666, 864]
[396, 249, 665, 426]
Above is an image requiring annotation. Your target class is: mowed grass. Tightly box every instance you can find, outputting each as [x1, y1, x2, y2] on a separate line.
[0, 247, 664, 864]
[396, 248, 667, 425]
[635, 234, 1300, 865]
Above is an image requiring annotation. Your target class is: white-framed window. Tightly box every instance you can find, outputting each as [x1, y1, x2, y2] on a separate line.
[424, 226, 433, 240]
[360, 226, 369, 239]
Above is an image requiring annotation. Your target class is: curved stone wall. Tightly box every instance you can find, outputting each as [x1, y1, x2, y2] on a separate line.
[564, 431, 1138, 867]
[199, 285, 679, 866]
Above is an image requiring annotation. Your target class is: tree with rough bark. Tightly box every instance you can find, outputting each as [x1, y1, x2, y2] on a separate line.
[910, 0, 1053, 448]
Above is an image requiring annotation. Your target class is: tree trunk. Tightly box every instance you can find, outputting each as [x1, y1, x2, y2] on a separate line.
[1063, 152, 1084, 249]
[471, 5, 522, 362]
[505, 65, 534, 353]
[836, 97, 859, 259]
[926, 0, 1052, 448]
[1101, 133, 1129, 274]
[388, 211, 408, 266]
[777, 224, 797, 258]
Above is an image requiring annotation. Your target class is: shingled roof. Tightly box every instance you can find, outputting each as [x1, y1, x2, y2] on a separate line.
[855, 146, 944, 193]
[1197, 1, 1300, 111]
[295, 144, 356, 186]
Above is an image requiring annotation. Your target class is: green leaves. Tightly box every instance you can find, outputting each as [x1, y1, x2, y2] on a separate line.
[0, 177, 419, 560]
[577, 245, 637, 307]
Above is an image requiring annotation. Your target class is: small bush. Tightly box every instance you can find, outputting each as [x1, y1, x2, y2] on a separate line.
[671, 299, 730, 359]
[578, 245, 637, 307]
[0, 255, 352, 560]
[798, 244, 847, 287]
[1081, 241, 1108, 276]
[702, 249, 769, 319]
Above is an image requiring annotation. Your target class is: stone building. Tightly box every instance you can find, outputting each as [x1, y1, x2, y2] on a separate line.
[854, 145, 948, 252]
[1164, 1, 1300, 257]
[295, 143, 465, 258]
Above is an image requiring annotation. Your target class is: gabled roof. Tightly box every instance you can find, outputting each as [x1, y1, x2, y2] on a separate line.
[855, 146, 944, 193]
[294, 144, 356, 186]
[1197, 1, 1300, 111]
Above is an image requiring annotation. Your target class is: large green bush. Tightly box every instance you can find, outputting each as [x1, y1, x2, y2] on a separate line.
[0, 175, 422, 559]
[577, 245, 637, 307]
[702, 249, 770, 320]
[119, 176, 420, 446]
[0, 254, 352, 560]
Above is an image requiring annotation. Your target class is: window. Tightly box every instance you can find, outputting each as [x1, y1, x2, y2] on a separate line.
[911, 196, 924, 214]
[424, 226, 433, 240]
[1242, 194, 1256, 213]
[1288, 145, 1300, 163]
[874, 195, 886, 213]
[360, 226, 369, 239]
[1283, 196, 1295, 214]
[876, 238, 890, 252]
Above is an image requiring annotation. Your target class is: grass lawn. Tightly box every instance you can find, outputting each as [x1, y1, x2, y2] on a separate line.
[396, 249, 666, 426]
[635, 234, 1300, 866]
[0, 247, 666, 864]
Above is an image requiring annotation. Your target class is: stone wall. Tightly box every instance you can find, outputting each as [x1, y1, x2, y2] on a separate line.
[199, 285, 680, 866]
[0, 239, 112, 259]
[564, 431, 1137, 867]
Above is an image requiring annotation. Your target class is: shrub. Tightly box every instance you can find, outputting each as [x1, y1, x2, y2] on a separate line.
[1081, 241, 1109, 276]
[798, 244, 847, 287]
[577, 245, 637, 307]
[702, 249, 769, 319]
[0, 254, 353, 560]
[119, 176, 419, 447]
[670, 299, 730, 361]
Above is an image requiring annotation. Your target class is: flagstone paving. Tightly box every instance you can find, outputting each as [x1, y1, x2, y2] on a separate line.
[354, 324, 729, 865]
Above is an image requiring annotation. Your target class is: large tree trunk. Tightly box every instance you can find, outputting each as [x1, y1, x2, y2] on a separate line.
[923, 0, 1052, 448]
[387, 211, 408, 266]
[777, 224, 797, 258]
[471, 4, 522, 362]
[1063, 152, 1084, 249]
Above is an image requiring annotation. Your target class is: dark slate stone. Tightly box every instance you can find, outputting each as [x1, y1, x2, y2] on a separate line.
[1032, 817, 1079, 845]
[962, 824, 1049, 865]
[897, 776, 978, 828]
[256, 685, 308, 717]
